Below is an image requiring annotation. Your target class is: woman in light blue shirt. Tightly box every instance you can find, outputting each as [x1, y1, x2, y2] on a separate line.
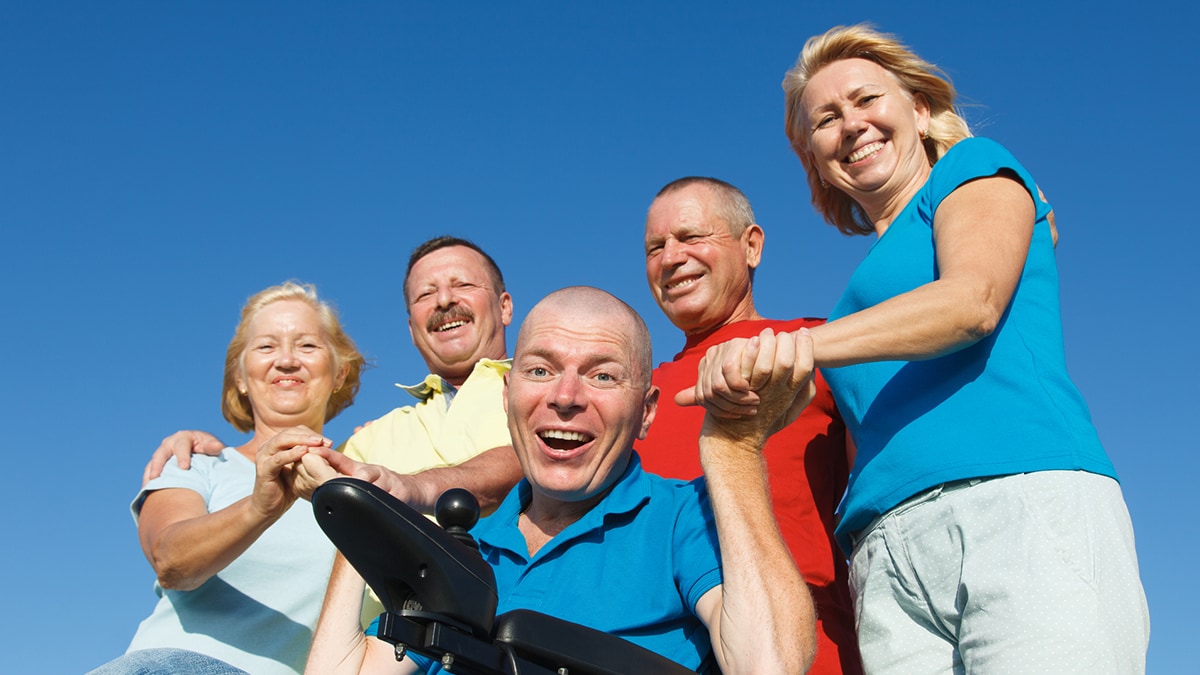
[89, 282, 364, 675]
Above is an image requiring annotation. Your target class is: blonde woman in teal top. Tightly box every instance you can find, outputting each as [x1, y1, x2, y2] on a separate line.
[687, 24, 1149, 675]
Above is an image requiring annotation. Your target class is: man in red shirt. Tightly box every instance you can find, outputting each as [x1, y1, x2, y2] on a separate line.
[641, 177, 862, 675]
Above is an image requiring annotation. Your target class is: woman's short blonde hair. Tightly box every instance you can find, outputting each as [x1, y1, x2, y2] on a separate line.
[783, 24, 973, 235]
[221, 282, 365, 433]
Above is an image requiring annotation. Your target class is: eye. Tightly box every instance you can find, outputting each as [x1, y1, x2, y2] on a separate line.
[529, 366, 550, 378]
[814, 113, 837, 130]
[646, 243, 662, 258]
[858, 94, 880, 107]
[591, 371, 623, 387]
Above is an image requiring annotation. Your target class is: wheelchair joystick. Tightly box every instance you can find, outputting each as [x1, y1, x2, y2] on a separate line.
[436, 488, 481, 552]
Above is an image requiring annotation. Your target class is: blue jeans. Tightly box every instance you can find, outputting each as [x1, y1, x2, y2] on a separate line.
[87, 648, 250, 675]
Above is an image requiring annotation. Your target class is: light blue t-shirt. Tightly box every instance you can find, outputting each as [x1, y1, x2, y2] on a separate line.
[371, 453, 722, 672]
[825, 137, 1117, 553]
[124, 449, 335, 675]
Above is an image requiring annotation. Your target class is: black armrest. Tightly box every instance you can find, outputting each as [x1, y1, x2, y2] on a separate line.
[494, 609, 698, 675]
[312, 477, 499, 637]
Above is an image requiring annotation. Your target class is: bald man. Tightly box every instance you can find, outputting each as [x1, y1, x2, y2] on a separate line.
[305, 287, 818, 675]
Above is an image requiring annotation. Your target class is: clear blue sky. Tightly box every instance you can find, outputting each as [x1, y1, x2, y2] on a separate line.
[3, 2, 1194, 672]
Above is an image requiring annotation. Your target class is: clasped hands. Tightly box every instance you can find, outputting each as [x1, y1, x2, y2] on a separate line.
[677, 327, 817, 445]
[260, 430, 427, 508]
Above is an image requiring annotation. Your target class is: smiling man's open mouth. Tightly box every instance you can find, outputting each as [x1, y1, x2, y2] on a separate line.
[539, 429, 593, 451]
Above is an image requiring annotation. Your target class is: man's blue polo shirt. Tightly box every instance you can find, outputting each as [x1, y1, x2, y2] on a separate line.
[378, 452, 723, 672]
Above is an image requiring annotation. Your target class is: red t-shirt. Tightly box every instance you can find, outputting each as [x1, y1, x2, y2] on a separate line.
[637, 318, 862, 675]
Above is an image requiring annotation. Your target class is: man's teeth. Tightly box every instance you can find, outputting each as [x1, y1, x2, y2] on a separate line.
[436, 320, 467, 332]
[540, 430, 590, 442]
[667, 278, 696, 291]
[847, 142, 884, 163]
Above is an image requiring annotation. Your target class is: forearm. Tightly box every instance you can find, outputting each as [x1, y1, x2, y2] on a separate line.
[142, 496, 279, 591]
[306, 553, 416, 675]
[809, 277, 1002, 368]
[700, 433, 815, 675]
[402, 445, 522, 516]
[813, 177, 1034, 370]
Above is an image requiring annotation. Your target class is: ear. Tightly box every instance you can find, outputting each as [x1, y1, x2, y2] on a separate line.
[913, 91, 931, 134]
[499, 291, 514, 327]
[741, 224, 765, 270]
[335, 362, 350, 391]
[502, 372, 510, 415]
[637, 386, 660, 440]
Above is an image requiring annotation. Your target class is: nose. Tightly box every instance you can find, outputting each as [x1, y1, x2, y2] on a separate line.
[843, 108, 868, 137]
[549, 372, 585, 413]
[434, 283, 455, 308]
[661, 238, 686, 269]
[275, 344, 300, 369]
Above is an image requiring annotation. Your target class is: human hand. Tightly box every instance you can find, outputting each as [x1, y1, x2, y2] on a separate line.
[674, 335, 764, 418]
[352, 418, 376, 435]
[306, 446, 434, 510]
[252, 427, 331, 519]
[696, 328, 817, 446]
[142, 430, 226, 486]
[293, 452, 339, 501]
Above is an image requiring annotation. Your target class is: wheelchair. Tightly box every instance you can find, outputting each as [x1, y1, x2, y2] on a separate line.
[312, 477, 698, 675]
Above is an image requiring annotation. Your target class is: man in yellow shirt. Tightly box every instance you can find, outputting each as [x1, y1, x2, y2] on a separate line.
[328, 236, 521, 513]
[311, 236, 523, 624]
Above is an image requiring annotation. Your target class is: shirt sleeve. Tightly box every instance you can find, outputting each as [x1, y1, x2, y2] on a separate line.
[672, 479, 723, 611]
[129, 454, 218, 523]
[927, 137, 1052, 223]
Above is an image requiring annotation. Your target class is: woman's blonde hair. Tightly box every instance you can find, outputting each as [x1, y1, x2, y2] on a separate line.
[221, 281, 365, 433]
[783, 24, 973, 235]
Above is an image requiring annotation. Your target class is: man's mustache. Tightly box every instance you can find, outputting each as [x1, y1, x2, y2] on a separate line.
[427, 306, 474, 331]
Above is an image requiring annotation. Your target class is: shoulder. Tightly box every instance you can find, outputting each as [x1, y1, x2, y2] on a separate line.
[933, 137, 1029, 183]
[133, 448, 242, 515]
[145, 448, 238, 486]
[341, 405, 419, 461]
[640, 471, 713, 527]
[928, 137, 1041, 212]
[772, 317, 826, 330]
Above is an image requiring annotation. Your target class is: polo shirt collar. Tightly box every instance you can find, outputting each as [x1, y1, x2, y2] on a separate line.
[476, 452, 652, 563]
[397, 373, 449, 402]
[394, 358, 512, 403]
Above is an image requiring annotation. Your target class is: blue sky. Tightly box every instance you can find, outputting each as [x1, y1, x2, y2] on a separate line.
[3, 2, 1195, 672]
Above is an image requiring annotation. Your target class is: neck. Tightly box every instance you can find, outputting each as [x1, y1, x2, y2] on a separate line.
[519, 488, 609, 557]
[681, 295, 762, 337]
[436, 349, 508, 388]
[859, 162, 932, 235]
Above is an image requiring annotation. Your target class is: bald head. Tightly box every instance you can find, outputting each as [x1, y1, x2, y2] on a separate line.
[519, 287, 653, 388]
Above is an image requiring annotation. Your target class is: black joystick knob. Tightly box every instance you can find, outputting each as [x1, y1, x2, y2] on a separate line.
[436, 488, 481, 551]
